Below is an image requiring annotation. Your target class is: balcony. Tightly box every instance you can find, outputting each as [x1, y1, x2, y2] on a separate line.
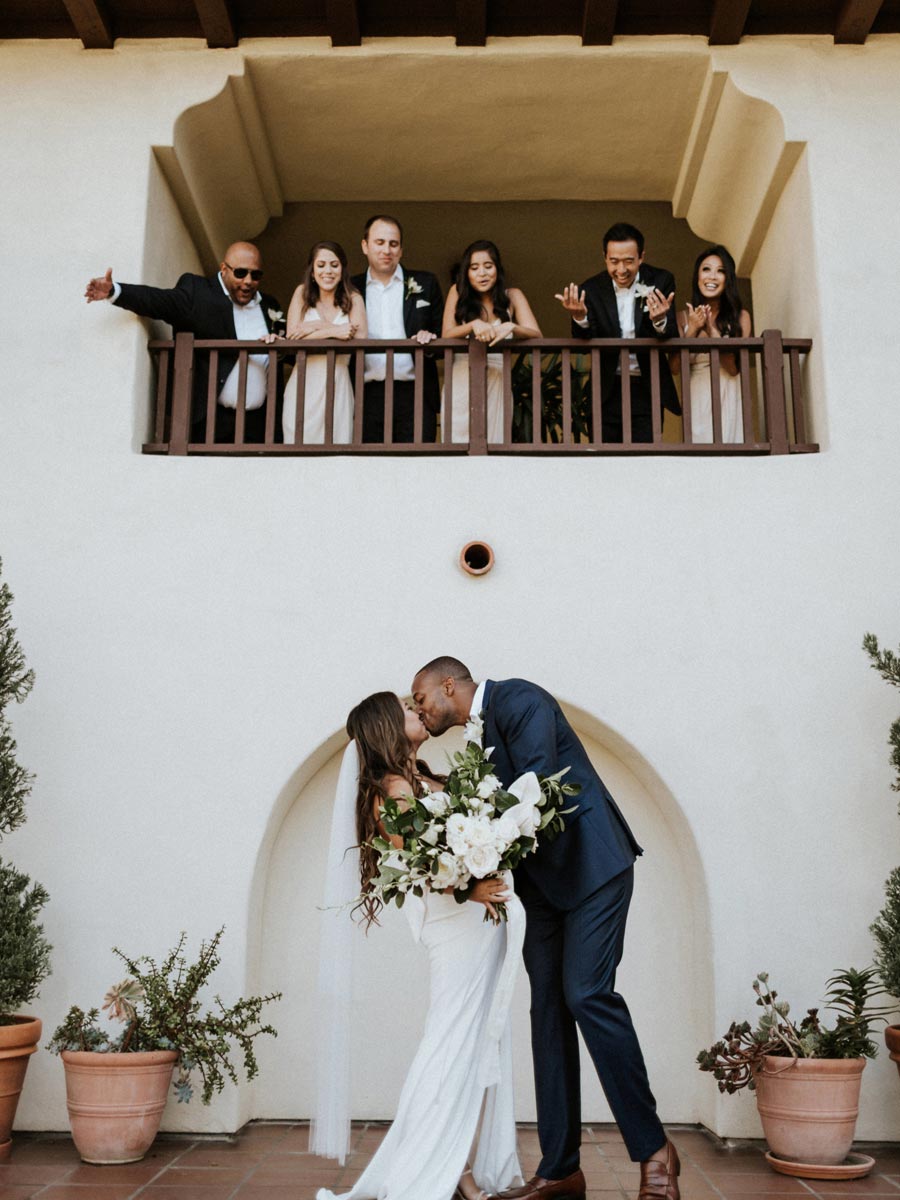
[142, 332, 816, 456]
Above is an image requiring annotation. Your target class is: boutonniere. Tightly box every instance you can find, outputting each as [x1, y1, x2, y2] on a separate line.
[405, 276, 423, 298]
[633, 281, 654, 312]
[463, 711, 484, 747]
[267, 308, 284, 323]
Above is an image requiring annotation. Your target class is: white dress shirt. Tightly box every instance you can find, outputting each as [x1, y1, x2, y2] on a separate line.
[215, 274, 270, 410]
[108, 275, 270, 409]
[613, 279, 641, 376]
[364, 266, 414, 383]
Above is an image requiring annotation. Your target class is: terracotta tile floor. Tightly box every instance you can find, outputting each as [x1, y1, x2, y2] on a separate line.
[2, 1124, 900, 1200]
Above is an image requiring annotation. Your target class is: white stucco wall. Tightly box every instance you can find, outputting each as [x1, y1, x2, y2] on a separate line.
[1, 35, 899, 1143]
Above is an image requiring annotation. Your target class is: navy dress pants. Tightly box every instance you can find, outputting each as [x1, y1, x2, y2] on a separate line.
[519, 865, 665, 1178]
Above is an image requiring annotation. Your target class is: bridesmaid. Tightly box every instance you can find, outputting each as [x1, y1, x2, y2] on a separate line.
[675, 245, 751, 444]
[282, 242, 367, 445]
[441, 241, 541, 445]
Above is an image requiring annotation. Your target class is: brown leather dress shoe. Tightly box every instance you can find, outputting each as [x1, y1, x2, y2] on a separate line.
[485, 1169, 586, 1200]
[638, 1139, 680, 1200]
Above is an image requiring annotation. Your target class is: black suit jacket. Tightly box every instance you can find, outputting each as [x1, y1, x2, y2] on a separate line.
[114, 273, 284, 428]
[482, 678, 641, 910]
[572, 264, 680, 415]
[350, 267, 443, 413]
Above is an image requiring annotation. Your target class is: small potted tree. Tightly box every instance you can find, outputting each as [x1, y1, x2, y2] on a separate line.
[864, 632, 900, 1075]
[0, 560, 52, 1161]
[47, 928, 280, 1163]
[697, 968, 890, 1179]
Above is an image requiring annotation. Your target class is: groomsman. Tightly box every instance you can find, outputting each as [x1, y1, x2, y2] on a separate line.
[351, 215, 443, 443]
[556, 222, 679, 443]
[84, 242, 285, 443]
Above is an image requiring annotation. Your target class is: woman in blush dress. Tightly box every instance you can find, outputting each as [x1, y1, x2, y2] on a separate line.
[441, 241, 541, 445]
[312, 692, 523, 1200]
[675, 244, 752, 444]
[282, 241, 367, 445]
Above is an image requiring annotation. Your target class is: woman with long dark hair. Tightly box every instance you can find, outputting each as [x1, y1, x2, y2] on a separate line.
[441, 240, 541, 444]
[313, 691, 522, 1200]
[283, 241, 367, 444]
[675, 245, 751, 443]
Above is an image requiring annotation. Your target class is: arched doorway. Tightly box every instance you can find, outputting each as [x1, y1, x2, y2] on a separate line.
[249, 709, 712, 1126]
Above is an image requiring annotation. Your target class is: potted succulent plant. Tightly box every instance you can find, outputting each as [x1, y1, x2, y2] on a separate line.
[864, 632, 900, 1075]
[47, 928, 280, 1164]
[0, 560, 52, 1162]
[697, 968, 890, 1179]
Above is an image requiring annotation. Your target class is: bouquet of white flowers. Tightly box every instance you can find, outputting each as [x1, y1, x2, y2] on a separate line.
[370, 738, 579, 922]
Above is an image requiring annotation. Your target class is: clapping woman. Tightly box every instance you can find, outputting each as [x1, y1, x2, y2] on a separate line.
[441, 241, 541, 444]
[282, 241, 367, 445]
[676, 245, 751, 443]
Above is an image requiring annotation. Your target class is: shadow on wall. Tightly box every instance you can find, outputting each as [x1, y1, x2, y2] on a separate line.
[247, 708, 713, 1126]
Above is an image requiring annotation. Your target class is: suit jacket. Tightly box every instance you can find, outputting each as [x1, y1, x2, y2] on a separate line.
[572, 264, 680, 415]
[482, 678, 641, 910]
[114, 273, 284, 428]
[350, 267, 444, 413]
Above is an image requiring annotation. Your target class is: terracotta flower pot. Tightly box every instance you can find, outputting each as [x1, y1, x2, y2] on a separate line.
[885, 1025, 900, 1078]
[754, 1055, 865, 1166]
[0, 1015, 42, 1162]
[61, 1049, 178, 1164]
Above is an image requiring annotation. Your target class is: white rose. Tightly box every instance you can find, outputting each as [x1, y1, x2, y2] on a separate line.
[469, 795, 495, 816]
[421, 790, 451, 816]
[434, 851, 465, 889]
[464, 816, 495, 848]
[463, 843, 502, 878]
[492, 814, 521, 850]
[476, 775, 502, 799]
[445, 813, 469, 854]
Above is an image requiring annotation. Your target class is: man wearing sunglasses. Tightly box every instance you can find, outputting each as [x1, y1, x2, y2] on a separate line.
[85, 242, 285, 444]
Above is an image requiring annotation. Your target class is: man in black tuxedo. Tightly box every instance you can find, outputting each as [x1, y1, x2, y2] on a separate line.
[85, 242, 285, 443]
[350, 216, 443, 443]
[557, 223, 679, 444]
[412, 657, 680, 1200]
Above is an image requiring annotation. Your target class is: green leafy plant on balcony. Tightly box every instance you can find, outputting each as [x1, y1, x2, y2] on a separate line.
[510, 351, 593, 443]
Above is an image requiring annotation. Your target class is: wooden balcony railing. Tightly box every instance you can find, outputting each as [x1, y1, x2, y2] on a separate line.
[142, 332, 817, 455]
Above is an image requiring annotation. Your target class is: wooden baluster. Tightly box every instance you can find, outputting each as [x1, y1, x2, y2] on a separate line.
[710, 347, 722, 444]
[502, 348, 513, 445]
[234, 350, 248, 445]
[169, 332, 194, 456]
[649, 348, 662, 444]
[562, 349, 573, 444]
[680, 348, 692, 445]
[443, 348, 454, 444]
[531, 350, 541, 445]
[154, 346, 170, 445]
[789, 347, 806, 444]
[619, 348, 632, 445]
[468, 339, 488, 455]
[384, 350, 394, 446]
[324, 349, 336, 445]
[205, 350, 218, 445]
[352, 348, 364, 444]
[591, 349, 601, 445]
[413, 346, 424, 445]
[762, 329, 789, 454]
[739, 347, 752, 444]
[293, 351, 307, 445]
[264, 350, 278, 446]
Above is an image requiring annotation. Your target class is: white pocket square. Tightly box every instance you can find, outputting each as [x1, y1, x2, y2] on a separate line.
[416, 299, 431, 308]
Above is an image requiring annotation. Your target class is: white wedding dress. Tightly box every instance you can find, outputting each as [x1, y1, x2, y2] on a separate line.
[688, 352, 744, 443]
[282, 308, 354, 444]
[442, 336, 506, 445]
[316, 885, 524, 1200]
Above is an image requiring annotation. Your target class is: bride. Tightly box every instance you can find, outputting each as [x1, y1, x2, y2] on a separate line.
[312, 691, 524, 1200]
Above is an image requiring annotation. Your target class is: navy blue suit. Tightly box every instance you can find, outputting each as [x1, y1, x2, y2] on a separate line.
[482, 678, 665, 1175]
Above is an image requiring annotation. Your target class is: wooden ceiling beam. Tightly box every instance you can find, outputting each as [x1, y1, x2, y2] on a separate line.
[326, 0, 361, 45]
[61, 0, 113, 49]
[193, 0, 237, 47]
[708, 0, 752, 44]
[582, 0, 618, 45]
[456, 0, 486, 46]
[834, 0, 883, 42]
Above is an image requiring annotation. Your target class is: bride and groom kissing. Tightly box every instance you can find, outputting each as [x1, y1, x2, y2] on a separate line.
[313, 657, 680, 1200]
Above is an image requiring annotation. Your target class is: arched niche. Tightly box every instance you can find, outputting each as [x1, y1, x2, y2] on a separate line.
[246, 706, 714, 1129]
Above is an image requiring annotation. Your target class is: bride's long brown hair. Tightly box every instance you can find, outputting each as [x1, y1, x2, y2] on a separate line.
[346, 692, 433, 930]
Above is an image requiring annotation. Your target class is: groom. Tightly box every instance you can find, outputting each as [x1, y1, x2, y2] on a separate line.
[411, 657, 679, 1200]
